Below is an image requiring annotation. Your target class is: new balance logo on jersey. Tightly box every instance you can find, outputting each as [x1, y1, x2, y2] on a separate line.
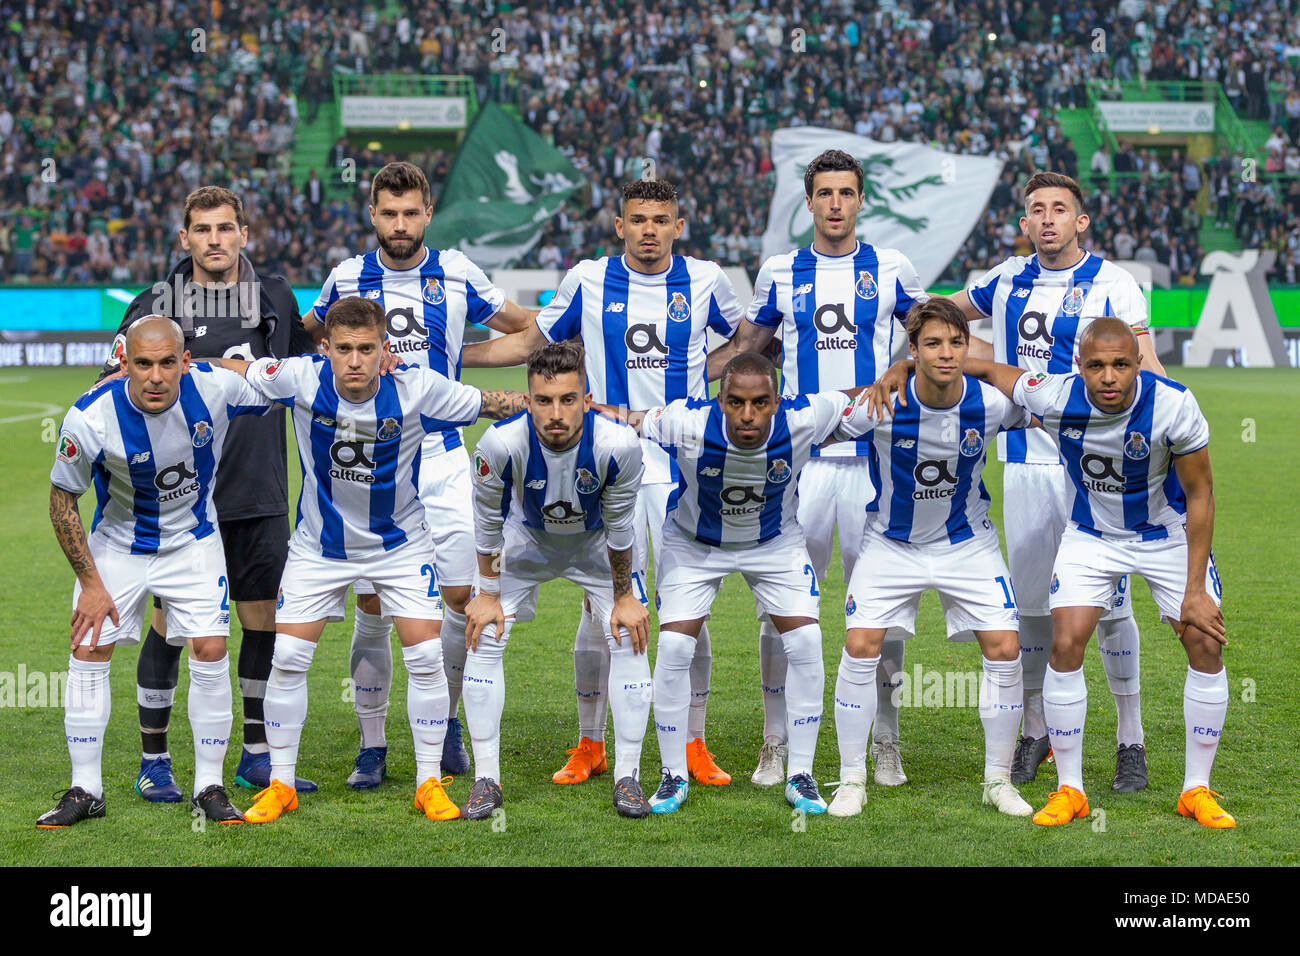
[624, 323, 669, 369]
[700, 466, 722, 477]
[1062, 427, 1083, 440]
[154, 462, 199, 502]
[720, 485, 765, 516]
[1016, 311, 1054, 361]
[605, 302, 625, 313]
[1010, 288, 1031, 298]
[894, 438, 916, 449]
[525, 479, 546, 490]
[793, 283, 814, 296]
[812, 303, 858, 350]
[363, 289, 381, 299]
[129, 451, 152, 466]
[912, 459, 958, 499]
[1080, 454, 1126, 493]
[329, 440, 376, 484]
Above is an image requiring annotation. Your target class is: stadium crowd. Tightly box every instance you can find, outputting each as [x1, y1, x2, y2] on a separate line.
[1, 0, 1299, 287]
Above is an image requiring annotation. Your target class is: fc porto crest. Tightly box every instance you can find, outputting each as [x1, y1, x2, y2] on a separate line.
[855, 271, 878, 300]
[376, 417, 400, 441]
[191, 420, 212, 448]
[667, 291, 691, 322]
[1124, 431, 1150, 460]
[1061, 287, 1085, 315]
[1050, 574, 1060, 595]
[574, 467, 600, 494]
[959, 427, 984, 457]
[845, 594, 857, 616]
[422, 277, 446, 306]
[767, 459, 791, 483]
[276, 588, 285, 610]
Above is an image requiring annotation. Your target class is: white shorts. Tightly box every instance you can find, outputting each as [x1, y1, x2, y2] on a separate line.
[634, 480, 672, 580]
[279, 538, 444, 624]
[797, 457, 874, 582]
[1004, 461, 1131, 619]
[74, 534, 230, 648]
[655, 522, 821, 625]
[1050, 526, 1222, 624]
[846, 526, 1019, 641]
[356, 443, 477, 595]
[496, 523, 647, 637]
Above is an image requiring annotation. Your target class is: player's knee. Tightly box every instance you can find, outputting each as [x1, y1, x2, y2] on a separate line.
[188, 636, 228, 663]
[441, 585, 471, 614]
[781, 623, 823, 666]
[356, 593, 382, 615]
[402, 637, 444, 679]
[844, 629, 882, 660]
[272, 635, 317, 675]
[655, 630, 696, 670]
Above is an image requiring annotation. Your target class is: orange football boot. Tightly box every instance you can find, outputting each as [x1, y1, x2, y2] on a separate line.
[552, 737, 607, 784]
[1178, 786, 1236, 828]
[1033, 784, 1090, 826]
[244, 779, 298, 824]
[415, 775, 461, 820]
[686, 738, 731, 786]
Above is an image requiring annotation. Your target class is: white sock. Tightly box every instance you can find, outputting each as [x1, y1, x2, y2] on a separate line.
[574, 609, 609, 742]
[1098, 615, 1144, 747]
[980, 655, 1024, 780]
[462, 620, 507, 782]
[187, 655, 233, 793]
[833, 650, 878, 778]
[874, 638, 905, 739]
[759, 619, 787, 742]
[403, 640, 449, 784]
[781, 623, 826, 779]
[65, 656, 111, 798]
[1019, 615, 1052, 738]
[652, 630, 695, 779]
[688, 622, 712, 741]
[441, 607, 469, 716]
[1183, 665, 1228, 791]
[607, 639, 652, 780]
[349, 608, 391, 749]
[1043, 665, 1088, 793]
[265, 635, 317, 788]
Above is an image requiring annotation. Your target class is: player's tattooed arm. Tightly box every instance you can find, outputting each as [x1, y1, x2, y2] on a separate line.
[477, 389, 528, 420]
[50, 485, 119, 649]
[608, 546, 650, 654]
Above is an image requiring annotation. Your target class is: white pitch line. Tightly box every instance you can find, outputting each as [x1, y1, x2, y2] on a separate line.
[0, 400, 62, 425]
[0, 376, 31, 385]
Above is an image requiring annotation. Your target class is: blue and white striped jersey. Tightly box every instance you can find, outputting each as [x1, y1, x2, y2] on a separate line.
[312, 247, 505, 456]
[1012, 370, 1209, 542]
[50, 365, 271, 554]
[967, 252, 1150, 464]
[642, 391, 850, 547]
[243, 355, 485, 560]
[534, 254, 743, 484]
[835, 375, 1030, 545]
[471, 408, 643, 554]
[746, 242, 927, 459]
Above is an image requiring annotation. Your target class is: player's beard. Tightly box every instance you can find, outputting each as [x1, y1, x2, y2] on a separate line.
[376, 231, 423, 263]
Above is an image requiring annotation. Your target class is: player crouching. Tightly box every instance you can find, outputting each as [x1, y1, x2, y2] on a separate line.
[832, 300, 1033, 818]
[211, 297, 526, 823]
[463, 342, 654, 819]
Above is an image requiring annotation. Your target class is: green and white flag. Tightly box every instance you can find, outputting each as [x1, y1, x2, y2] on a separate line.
[428, 103, 584, 268]
[761, 128, 1004, 287]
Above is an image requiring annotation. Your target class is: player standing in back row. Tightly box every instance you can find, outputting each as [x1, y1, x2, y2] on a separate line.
[711, 149, 927, 787]
[461, 179, 744, 788]
[306, 162, 538, 788]
[887, 171, 1169, 792]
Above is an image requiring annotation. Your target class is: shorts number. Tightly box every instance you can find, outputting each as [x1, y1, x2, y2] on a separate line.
[630, 570, 649, 605]
[803, 564, 819, 597]
[1116, 576, 1128, 594]
[1208, 562, 1222, 600]
[994, 575, 1016, 609]
[420, 563, 439, 598]
[218, 574, 229, 611]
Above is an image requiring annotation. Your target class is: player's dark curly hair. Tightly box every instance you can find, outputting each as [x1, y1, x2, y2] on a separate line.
[803, 149, 863, 197]
[324, 296, 386, 338]
[371, 161, 431, 207]
[720, 351, 779, 395]
[621, 178, 679, 210]
[1024, 171, 1085, 215]
[905, 298, 969, 347]
[526, 339, 586, 383]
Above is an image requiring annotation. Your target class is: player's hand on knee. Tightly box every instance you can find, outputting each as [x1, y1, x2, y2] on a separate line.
[71, 583, 119, 650]
[465, 593, 504, 652]
[1180, 591, 1226, 644]
[610, 594, 649, 654]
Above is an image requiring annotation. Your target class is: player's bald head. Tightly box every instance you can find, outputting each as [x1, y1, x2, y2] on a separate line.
[125, 314, 185, 355]
[1078, 316, 1138, 361]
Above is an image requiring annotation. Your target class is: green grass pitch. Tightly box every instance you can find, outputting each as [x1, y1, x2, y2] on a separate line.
[1, 366, 1296, 866]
